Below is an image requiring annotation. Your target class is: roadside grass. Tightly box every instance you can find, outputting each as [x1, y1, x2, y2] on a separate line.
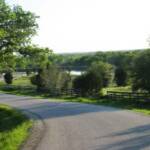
[0, 104, 32, 150]
[62, 97, 150, 115]
[106, 86, 132, 92]
[0, 87, 150, 116]
[102, 86, 132, 95]
[0, 76, 149, 116]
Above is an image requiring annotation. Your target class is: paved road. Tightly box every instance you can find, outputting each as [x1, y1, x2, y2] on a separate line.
[0, 93, 150, 150]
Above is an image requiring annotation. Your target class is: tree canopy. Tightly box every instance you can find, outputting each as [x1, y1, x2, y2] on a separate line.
[0, 0, 38, 70]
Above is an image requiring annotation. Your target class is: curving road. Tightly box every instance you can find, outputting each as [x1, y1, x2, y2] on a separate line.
[0, 93, 150, 150]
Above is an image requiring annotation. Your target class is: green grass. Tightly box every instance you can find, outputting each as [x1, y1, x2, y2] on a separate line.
[0, 104, 32, 150]
[13, 76, 33, 86]
[102, 86, 132, 95]
[0, 76, 34, 87]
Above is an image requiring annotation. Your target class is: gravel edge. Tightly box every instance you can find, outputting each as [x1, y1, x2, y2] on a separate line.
[20, 110, 46, 150]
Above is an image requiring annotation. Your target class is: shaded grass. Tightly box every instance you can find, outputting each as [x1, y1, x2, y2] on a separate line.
[0, 105, 32, 150]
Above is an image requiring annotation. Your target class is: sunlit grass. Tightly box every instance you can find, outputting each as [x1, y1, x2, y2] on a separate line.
[13, 76, 32, 86]
[0, 76, 33, 86]
[0, 105, 32, 150]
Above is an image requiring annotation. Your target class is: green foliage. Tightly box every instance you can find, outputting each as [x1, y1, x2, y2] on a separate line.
[30, 64, 71, 92]
[114, 67, 127, 86]
[132, 50, 150, 92]
[58, 50, 140, 71]
[0, 0, 38, 52]
[0, 0, 38, 70]
[4, 71, 13, 84]
[73, 71, 102, 96]
[18, 45, 52, 69]
[89, 62, 113, 87]
[73, 62, 113, 96]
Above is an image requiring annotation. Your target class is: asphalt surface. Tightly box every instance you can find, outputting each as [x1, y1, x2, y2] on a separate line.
[0, 93, 150, 150]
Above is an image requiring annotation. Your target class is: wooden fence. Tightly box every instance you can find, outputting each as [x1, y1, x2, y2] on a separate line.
[48, 88, 81, 97]
[107, 91, 150, 101]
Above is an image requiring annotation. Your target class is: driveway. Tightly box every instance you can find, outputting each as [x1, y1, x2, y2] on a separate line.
[0, 93, 150, 150]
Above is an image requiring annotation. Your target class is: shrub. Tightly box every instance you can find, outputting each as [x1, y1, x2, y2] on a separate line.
[4, 72, 13, 84]
[30, 64, 71, 92]
[73, 61, 113, 96]
[73, 71, 103, 96]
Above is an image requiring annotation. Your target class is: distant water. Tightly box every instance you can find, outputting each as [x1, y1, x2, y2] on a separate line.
[70, 71, 82, 75]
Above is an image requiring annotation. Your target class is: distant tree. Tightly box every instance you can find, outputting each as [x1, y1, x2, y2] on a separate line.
[132, 50, 150, 92]
[114, 67, 127, 86]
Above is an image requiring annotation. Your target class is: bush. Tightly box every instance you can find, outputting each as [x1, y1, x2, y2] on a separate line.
[73, 71, 103, 96]
[4, 72, 13, 84]
[73, 61, 113, 96]
[30, 64, 71, 92]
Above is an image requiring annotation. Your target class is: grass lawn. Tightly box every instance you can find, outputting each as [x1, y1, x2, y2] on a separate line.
[0, 104, 32, 150]
[13, 76, 33, 86]
[0, 76, 34, 87]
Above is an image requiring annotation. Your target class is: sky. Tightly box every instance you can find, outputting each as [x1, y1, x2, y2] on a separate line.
[6, 0, 150, 53]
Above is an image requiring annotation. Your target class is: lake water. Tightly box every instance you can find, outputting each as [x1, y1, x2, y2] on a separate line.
[70, 71, 83, 75]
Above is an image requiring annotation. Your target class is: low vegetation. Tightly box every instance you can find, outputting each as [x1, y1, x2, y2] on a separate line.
[0, 104, 32, 150]
[0, 77, 150, 116]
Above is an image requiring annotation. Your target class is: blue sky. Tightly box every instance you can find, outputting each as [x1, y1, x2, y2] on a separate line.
[6, 0, 150, 53]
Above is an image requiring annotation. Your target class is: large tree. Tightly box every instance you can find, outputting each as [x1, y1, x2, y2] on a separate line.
[17, 45, 52, 70]
[0, 0, 38, 69]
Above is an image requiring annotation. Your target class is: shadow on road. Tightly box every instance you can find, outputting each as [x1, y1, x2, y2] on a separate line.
[94, 124, 150, 150]
[20, 101, 118, 119]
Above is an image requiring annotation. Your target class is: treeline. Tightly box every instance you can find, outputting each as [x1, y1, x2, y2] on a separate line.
[56, 50, 143, 70]
[52, 49, 150, 95]
[23, 49, 150, 96]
